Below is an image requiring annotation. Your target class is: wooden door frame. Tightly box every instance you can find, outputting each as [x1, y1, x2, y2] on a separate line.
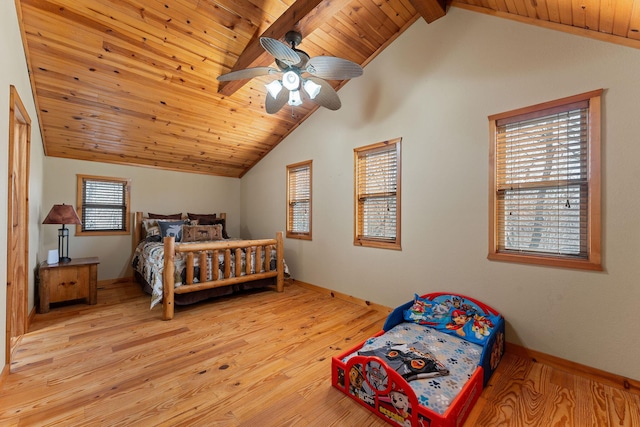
[5, 85, 31, 365]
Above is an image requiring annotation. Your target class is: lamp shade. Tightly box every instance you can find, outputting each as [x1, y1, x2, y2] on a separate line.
[303, 79, 321, 100]
[288, 89, 303, 106]
[42, 204, 82, 225]
[265, 80, 283, 98]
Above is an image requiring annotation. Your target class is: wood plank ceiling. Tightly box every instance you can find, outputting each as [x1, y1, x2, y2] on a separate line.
[15, 0, 640, 178]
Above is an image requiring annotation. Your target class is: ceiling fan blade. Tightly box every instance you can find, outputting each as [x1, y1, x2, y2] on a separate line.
[306, 77, 341, 111]
[294, 49, 310, 69]
[217, 67, 279, 81]
[260, 37, 301, 66]
[306, 56, 363, 80]
[265, 87, 289, 114]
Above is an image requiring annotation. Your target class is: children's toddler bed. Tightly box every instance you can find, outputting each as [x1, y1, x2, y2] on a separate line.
[331, 292, 505, 427]
[132, 212, 286, 320]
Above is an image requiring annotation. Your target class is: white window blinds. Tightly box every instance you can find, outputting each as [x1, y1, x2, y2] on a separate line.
[287, 161, 311, 237]
[355, 139, 401, 247]
[81, 178, 128, 232]
[495, 101, 589, 257]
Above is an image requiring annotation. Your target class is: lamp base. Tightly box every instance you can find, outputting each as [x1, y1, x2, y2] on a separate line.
[58, 256, 72, 263]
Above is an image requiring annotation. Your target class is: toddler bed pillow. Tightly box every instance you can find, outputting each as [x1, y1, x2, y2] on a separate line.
[403, 294, 500, 345]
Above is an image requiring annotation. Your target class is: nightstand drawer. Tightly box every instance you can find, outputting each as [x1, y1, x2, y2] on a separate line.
[48, 267, 89, 303]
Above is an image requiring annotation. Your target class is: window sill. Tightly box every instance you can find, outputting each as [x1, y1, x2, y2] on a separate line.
[354, 239, 401, 251]
[488, 251, 602, 271]
[286, 232, 312, 241]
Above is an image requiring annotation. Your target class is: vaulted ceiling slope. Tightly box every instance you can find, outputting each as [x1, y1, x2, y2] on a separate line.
[16, 0, 640, 178]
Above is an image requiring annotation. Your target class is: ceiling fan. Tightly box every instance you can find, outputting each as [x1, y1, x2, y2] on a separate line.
[217, 31, 363, 114]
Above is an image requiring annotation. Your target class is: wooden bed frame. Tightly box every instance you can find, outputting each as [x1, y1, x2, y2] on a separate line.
[133, 212, 284, 320]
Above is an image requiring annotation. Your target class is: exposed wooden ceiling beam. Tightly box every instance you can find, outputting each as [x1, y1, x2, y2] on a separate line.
[218, 0, 346, 97]
[409, 0, 446, 23]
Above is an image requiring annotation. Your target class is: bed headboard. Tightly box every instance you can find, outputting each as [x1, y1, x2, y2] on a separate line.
[132, 211, 227, 253]
[384, 293, 502, 344]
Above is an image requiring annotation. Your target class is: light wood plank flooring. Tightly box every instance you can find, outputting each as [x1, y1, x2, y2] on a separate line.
[1, 280, 638, 426]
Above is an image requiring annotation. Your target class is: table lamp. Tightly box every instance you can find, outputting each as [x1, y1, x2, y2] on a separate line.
[42, 203, 82, 263]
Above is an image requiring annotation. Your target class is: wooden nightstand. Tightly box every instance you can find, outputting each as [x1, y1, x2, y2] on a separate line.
[38, 257, 99, 313]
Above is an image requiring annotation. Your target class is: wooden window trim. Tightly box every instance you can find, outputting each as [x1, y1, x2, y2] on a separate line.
[354, 138, 402, 250]
[488, 89, 602, 271]
[286, 160, 312, 240]
[76, 174, 131, 236]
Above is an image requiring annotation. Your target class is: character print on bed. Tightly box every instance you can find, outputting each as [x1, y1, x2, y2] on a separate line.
[377, 385, 431, 427]
[471, 314, 495, 340]
[389, 389, 410, 419]
[401, 293, 501, 346]
[445, 309, 495, 340]
[430, 302, 449, 318]
[404, 294, 447, 321]
[359, 344, 450, 382]
[449, 295, 475, 313]
[446, 309, 470, 337]
[348, 365, 374, 406]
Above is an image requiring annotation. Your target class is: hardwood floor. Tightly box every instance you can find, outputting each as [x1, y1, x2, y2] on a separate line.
[1, 280, 638, 426]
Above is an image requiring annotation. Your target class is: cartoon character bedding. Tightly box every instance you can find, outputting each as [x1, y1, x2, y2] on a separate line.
[332, 293, 505, 427]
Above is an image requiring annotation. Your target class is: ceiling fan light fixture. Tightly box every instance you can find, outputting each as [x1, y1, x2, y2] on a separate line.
[303, 79, 321, 99]
[282, 70, 300, 91]
[288, 89, 303, 106]
[265, 80, 283, 98]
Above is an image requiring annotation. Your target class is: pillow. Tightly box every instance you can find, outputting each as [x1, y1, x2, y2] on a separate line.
[142, 217, 198, 240]
[196, 217, 228, 239]
[187, 213, 217, 223]
[142, 219, 161, 238]
[182, 224, 223, 242]
[144, 234, 162, 243]
[158, 220, 186, 242]
[403, 294, 436, 324]
[148, 213, 182, 219]
[403, 294, 501, 345]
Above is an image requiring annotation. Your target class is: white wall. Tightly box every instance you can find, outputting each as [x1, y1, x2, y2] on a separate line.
[42, 157, 241, 280]
[1, 1, 45, 363]
[241, 8, 640, 381]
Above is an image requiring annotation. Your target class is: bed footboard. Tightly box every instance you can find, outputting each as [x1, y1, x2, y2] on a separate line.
[162, 231, 284, 320]
[332, 349, 483, 427]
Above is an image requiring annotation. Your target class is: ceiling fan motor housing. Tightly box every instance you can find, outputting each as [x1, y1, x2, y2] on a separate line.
[284, 31, 303, 48]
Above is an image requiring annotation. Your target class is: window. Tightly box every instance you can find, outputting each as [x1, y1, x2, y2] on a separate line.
[354, 138, 401, 250]
[488, 90, 602, 270]
[286, 160, 312, 239]
[76, 174, 131, 235]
